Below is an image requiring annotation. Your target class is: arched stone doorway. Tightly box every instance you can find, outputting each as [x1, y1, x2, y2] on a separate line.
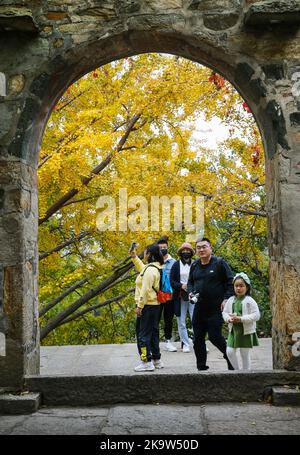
[1, 0, 300, 389]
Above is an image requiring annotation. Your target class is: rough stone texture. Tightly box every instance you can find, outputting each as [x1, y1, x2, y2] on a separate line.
[189, 0, 241, 11]
[245, 1, 300, 25]
[204, 402, 300, 435]
[0, 73, 6, 97]
[25, 371, 300, 406]
[270, 260, 300, 371]
[0, 7, 39, 33]
[0, 160, 39, 388]
[0, 407, 109, 435]
[203, 12, 239, 30]
[0, 403, 300, 435]
[0, 392, 41, 415]
[36, 340, 273, 376]
[1, 0, 300, 390]
[272, 386, 300, 406]
[101, 404, 206, 434]
[8, 74, 26, 96]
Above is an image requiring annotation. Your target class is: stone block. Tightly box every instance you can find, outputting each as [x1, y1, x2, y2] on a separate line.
[245, 1, 300, 26]
[0, 7, 38, 33]
[0, 103, 17, 140]
[73, 3, 116, 20]
[266, 100, 289, 150]
[272, 386, 300, 406]
[263, 64, 285, 80]
[115, 0, 141, 14]
[203, 12, 239, 30]
[46, 12, 68, 21]
[142, 0, 183, 11]
[102, 404, 205, 434]
[290, 112, 300, 127]
[0, 72, 6, 97]
[25, 371, 300, 406]
[205, 402, 300, 434]
[8, 74, 26, 96]
[188, 0, 240, 11]
[0, 392, 41, 415]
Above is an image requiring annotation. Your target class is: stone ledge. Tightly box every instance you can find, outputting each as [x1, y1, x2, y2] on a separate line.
[272, 386, 300, 406]
[25, 371, 300, 407]
[0, 7, 39, 33]
[0, 392, 41, 415]
[245, 1, 300, 26]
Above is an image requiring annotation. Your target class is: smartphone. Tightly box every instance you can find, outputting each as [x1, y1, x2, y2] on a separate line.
[129, 241, 138, 253]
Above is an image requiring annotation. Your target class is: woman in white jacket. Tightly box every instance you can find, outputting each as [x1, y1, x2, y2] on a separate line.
[222, 272, 260, 370]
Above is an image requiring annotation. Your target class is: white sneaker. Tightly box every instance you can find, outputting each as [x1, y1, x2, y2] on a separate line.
[182, 344, 190, 353]
[134, 361, 155, 372]
[153, 359, 164, 369]
[164, 340, 177, 352]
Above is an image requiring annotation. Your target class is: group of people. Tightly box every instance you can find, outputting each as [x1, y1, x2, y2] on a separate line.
[130, 236, 260, 372]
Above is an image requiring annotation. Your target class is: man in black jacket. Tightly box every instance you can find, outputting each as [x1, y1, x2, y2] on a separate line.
[187, 237, 234, 370]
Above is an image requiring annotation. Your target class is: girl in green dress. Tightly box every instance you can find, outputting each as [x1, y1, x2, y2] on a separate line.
[222, 272, 260, 370]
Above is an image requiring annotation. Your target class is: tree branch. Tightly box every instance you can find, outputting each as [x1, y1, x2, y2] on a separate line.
[39, 232, 91, 261]
[234, 208, 266, 217]
[40, 259, 135, 340]
[39, 277, 89, 317]
[38, 113, 141, 225]
[57, 288, 135, 326]
[38, 155, 52, 169]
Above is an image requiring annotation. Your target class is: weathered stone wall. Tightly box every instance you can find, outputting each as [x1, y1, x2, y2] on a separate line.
[0, 160, 39, 388]
[0, 0, 300, 387]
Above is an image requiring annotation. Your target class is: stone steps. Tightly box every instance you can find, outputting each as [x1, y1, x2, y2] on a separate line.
[272, 386, 300, 406]
[25, 370, 300, 408]
[0, 392, 41, 415]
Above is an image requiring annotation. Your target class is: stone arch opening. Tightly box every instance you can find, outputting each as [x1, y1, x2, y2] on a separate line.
[27, 36, 276, 369]
[1, 4, 300, 389]
[37, 50, 269, 352]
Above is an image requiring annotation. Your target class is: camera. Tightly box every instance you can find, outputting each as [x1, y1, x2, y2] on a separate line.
[189, 292, 199, 304]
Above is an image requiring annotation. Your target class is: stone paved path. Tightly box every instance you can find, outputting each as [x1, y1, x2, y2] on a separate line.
[40, 339, 272, 376]
[1, 403, 299, 435]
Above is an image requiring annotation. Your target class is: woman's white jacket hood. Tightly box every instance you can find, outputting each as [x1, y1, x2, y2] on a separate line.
[222, 295, 260, 335]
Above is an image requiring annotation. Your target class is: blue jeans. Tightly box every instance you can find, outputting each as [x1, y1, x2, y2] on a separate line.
[176, 298, 194, 346]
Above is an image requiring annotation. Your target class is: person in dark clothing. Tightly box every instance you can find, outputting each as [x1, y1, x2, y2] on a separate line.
[187, 237, 234, 371]
[157, 236, 177, 352]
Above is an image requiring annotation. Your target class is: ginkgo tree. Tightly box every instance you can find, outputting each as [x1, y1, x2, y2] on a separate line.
[38, 53, 269, 345]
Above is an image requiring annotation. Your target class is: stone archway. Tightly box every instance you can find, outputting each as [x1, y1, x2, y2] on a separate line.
[1, 0, 300, 389]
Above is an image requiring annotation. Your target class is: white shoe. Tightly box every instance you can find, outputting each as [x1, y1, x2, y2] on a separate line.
[206, 346, 209, 353]
[182, 344, 190, 353]
[164, 340, 177, 352]
[153, 359, 164, 369]
[134, 361, 155, 372]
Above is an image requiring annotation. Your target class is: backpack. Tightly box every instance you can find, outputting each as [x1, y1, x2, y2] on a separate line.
[141, 264, 173, 303]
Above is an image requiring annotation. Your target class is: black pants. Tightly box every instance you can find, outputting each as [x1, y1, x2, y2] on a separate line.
[136, 305, 161, 362]
[192, 308, 227, 369]
[159, 300, 175, 340]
